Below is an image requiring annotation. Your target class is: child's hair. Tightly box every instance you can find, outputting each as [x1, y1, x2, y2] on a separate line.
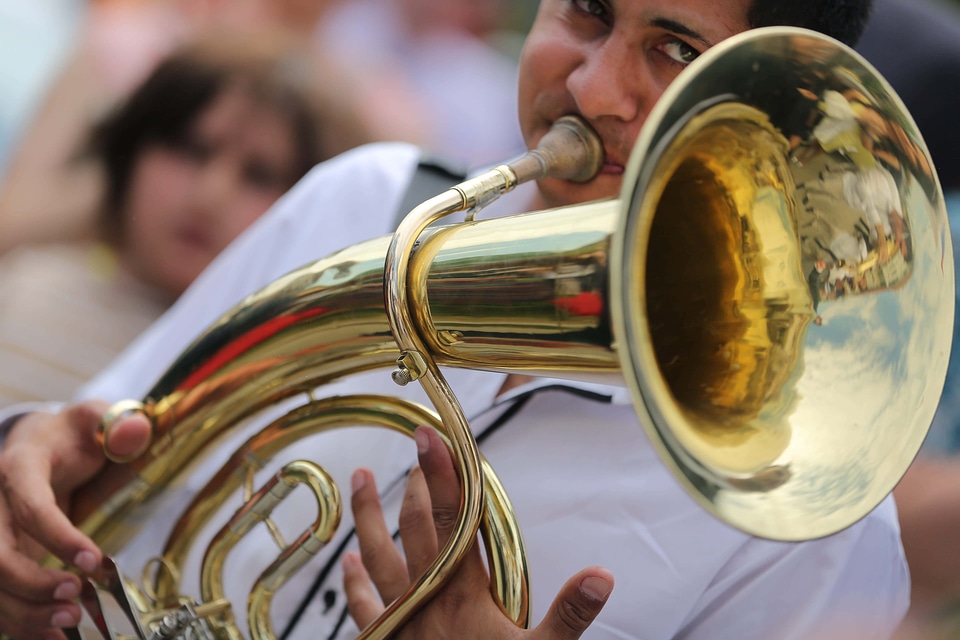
[89, 30, 370, 246]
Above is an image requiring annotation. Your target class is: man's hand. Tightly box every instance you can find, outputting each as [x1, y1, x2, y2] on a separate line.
[0, 401, 150, 638]
[344, 426, 614, 639]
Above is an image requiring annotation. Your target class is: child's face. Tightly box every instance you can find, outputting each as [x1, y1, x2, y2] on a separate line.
[119, 85, 299, 298]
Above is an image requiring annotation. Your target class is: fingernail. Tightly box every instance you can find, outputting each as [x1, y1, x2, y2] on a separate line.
[342, 552, 359, 569]
[351, 470, 366, 493]
[53, 581, 80, 600]
[414, 428, 430, 455]
[50, 610, 76, 628]
[73, 550, 98, 574]
[580, 576, 613, 602]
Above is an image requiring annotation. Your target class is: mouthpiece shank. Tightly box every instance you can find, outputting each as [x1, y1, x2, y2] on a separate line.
[510, 115, 605, 184]
[451, 115, 603, 216]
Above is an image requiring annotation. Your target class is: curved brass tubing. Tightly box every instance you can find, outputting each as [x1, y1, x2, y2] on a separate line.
[135, 396, 528, 638]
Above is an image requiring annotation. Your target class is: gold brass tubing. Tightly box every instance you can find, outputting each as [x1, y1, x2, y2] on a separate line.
[481, 465, 530, 625]
[77, 197, 621, 560]
[196, 460, 339, 639]
[365, 114, 602, 637]
[244, 462, 340, 640]
[150, 396, 529, 633]
[375, 189, 487, 639]
[137, 599, 232, 628]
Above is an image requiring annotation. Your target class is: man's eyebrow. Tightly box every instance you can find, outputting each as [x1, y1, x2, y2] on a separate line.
[649, 17, 711, 45]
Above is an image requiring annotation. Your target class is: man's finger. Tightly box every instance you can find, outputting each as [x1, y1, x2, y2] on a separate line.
[0, 450, 100, 574]
[0, 543, 83, 606]
[397, 466, 439, 580]
[0, 499, 84, 603]
[413, 427, 465, 545]
[0, 586, 82, 639]
[413, 426, 490, 585]
[538, 567, 614, 640]
[342, 551, 384, 631]
[350, 469, 409, 604]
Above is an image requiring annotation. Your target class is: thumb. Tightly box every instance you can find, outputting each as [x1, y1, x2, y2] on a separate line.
[537, 567, 614, 640]
[101, 409, 152, 463]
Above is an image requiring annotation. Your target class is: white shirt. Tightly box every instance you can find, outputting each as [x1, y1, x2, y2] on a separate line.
[68, 143, 906, 638]
[259, 380, 908, 640]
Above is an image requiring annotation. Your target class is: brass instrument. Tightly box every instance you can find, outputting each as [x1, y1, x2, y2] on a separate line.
[67, 28, 953, 639]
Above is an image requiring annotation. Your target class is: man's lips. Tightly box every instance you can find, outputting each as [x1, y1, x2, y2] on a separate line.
[601, 161, 626, 175]
[598, 139, 629, 175]
[538, 116, 630, 178]
[597, 146, 627, 175]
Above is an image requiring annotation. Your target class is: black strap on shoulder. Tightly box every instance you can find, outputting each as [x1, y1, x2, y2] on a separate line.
[393, 153, 468, 230]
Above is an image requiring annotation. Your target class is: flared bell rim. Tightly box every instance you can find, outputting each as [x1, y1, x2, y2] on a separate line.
[611, 26, 954, 541]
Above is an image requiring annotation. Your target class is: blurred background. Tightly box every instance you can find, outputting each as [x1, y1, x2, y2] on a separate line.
[0, 0, 537, 176]
[0, 0, 544, 253]
[1, 0, 957, 229]
[0, 0, 552, 410]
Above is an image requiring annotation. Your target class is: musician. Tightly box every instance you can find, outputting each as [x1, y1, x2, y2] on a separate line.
[0, 1, 908, 639]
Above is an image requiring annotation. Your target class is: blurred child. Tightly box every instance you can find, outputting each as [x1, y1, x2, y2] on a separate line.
[0, 0, 344, 255]
[0, 31, 370, 407]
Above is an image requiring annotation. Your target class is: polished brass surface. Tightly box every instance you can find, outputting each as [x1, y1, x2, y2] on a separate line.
[73, 27, 951, 639]
[615, 27, 952, 538]
[360, 115, 601, 637]
[119, 396, 527, 639]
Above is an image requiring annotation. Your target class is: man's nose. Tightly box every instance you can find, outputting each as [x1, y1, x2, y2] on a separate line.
[566, 39, 649, 123]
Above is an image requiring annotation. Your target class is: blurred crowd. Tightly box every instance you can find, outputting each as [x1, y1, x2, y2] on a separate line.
[857, 2, 960, 637]
[0, 0, 537, 252]
[1, 0, 960, 638]
[0, 0, 536, 407]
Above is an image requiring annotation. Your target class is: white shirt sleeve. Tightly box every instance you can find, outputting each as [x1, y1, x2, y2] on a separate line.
[676, 496, 908, 640]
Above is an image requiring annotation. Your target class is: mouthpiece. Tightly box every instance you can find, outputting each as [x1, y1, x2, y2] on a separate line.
[440, 115, 603, 217]
[509, 115, 604, 185]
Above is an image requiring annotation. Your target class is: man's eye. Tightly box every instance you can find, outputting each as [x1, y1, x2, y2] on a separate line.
[663, 40, 700, 65]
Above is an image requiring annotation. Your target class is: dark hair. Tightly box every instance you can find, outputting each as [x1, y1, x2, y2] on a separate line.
[89, 30, 370, 246]
[857, 0, 960, 190]
[747, 0, 875, 47]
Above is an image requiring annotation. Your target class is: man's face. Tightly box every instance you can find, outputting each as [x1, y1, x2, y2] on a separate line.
[519, 0, 751, 208]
